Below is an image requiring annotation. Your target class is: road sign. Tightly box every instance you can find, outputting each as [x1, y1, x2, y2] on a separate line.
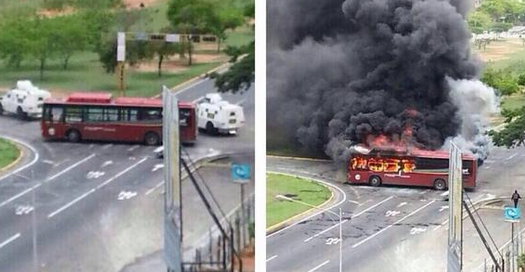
[448, 142, 463, 272]
[504, 207, 521, 221]
[231, 164, 250, 183]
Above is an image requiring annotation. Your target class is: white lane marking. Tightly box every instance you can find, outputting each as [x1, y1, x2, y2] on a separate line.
[485, 166, 491, 169]
[352, 196, 394, 218]
[235, 98, 246, 105]
[306, 260, 330, 272]
[0, 233, 21, 250]
[127, 145, 140, 152]
[483, 160, 495, 164]
[0, 183, 41, 209]
[304, 220, 349, 243]
[0, 136, 39, 182]
[152, 164, 164, 172]
[102, 161, 113, 167]
[397, 202, 408, 208]
[96, 158, 148, 190]
[266, 173, 347, 239]
[117, 191, 137, 200]
[42, 160, 58, 167]
[441, 191, 449, 197]
[439, 206, 449, 212]
[48, 189, 95, 218]
[304, 196, 394, 243]
[46, 154, 96, 182]
[192, 96, 204, 104]
[102, 144, 113, 150]
[385, 210, 401, 217]
[348, 200, 360, 205]
[86, 171, 105, 179]
[506, 153, 518, 161]
[266, 255, 278, 262]
[410, 227, 427, 235]
[15, 205, 34, 215]
[352, 200, 436, 248]
[145, 181, 164, 196]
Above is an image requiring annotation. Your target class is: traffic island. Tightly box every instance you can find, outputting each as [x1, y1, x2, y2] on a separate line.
[266, 173, 332, 232]
[0, 137, 21, 173]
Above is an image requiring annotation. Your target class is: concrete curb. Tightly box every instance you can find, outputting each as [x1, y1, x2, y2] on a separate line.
[267, 155, 331, 163]
[265, 171, 338, 234]
[0, 138, 23, 174]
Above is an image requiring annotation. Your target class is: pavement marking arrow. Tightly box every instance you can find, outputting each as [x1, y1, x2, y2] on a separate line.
[118, 191, 137, 200]
[15, 205, 34, 215]
[86, 171, 105, 179]
[385, 210, 401, 217]
[410, 227, 427, 235]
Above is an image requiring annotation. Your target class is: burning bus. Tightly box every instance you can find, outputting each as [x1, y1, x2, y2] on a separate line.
[347, 144, 477, 190]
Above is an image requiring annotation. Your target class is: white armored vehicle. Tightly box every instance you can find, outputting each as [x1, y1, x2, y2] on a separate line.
[197, 93, 245, 135]
[0, 81, 51, 119]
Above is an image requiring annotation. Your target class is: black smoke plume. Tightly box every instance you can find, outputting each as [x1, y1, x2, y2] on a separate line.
[267, 0, 491, 162]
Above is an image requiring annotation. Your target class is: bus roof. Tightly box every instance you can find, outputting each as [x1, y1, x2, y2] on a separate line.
[45, 92, 194, 108]
[352, 144, 476, 160]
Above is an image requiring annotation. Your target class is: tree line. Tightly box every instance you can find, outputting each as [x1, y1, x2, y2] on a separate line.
[0, 0, 252, 80]
[468, 0, 525, 34]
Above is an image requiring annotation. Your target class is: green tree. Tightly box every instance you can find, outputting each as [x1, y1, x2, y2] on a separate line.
[211, 41, 254, 93]
[209, 0, 244, 52]
[148, 27, 181, 77]
[468, 11, 491, 34]
[0, 18, 31, 68]
[489, 107, 525, 148]
[26, 16, 59, 80]
[482, 68, 520, 96]
[167, 0, 216, 65]
[53, 15, 90, 69]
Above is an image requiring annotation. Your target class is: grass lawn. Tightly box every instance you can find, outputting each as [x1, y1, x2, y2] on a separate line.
[266, 173, 331, 228]
[501, 93, 525, 111]
[0, 52, 223, 97]
[0, 138, 19, 170]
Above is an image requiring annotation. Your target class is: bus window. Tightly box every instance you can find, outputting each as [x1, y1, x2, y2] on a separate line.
[129, 109, 138, 122]
[86, 107, 104, 122]
[104, 108, 119, 122]
[180, 109, 190, 127]
[141, 108, 162, 122]
[48, 106, 63, 122]
[65, 106, 83, 123]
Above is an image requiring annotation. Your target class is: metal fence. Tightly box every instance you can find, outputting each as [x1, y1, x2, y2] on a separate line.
[183, 193, 255, 272]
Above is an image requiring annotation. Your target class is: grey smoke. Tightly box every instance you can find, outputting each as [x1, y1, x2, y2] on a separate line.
[268, 0, 492, 162]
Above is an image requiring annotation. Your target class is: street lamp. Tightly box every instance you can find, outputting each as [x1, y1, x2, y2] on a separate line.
[275, 194, 343, 272]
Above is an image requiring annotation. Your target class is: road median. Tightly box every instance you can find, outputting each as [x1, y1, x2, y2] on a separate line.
[266, 172, 335, 234]
[0, 137, 22, 174]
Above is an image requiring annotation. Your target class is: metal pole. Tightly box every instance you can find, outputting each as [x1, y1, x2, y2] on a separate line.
[240, 183, 245, 247]
[339, 208, 342, 272]
[32, 170, 38, 272]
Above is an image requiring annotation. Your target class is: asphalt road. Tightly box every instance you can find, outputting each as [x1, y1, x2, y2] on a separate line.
[266, 144, 525, 272]
[0, 77, 254, 272]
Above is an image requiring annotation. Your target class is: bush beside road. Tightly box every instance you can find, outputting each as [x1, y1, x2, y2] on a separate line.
[266, 173, 331, 228]
[0, 138, 19, 170]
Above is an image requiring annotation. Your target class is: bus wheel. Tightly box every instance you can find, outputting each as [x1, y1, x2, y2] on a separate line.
[145, 132, 160, 146]
[369, 176, 382, 187]
[17, 107, 27, 120]
[206, 122, 216, 135]
[433, 179, 447, 190]
[66, 129, 81, 143]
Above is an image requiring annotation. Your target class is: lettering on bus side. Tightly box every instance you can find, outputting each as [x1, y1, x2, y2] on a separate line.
[350, 156, 416, 173]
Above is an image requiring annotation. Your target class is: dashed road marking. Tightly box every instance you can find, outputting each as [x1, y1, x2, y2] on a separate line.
[304, 220, 349, 243]
[439, 206, 449, 212]
[0, 233, 21, 250]
[306, 260, 330, 272]
[353, 200, 436, 248]
[117, 191, 137, 200]
[152, 164, 164, 172]
[506, 153, 518, 161]
[266, 255, 278, 262]
[48, 189, 95, 218]
[145, 181, 164, 196]
[397, 202, 408, 208]
[352, 196, 394, 218]
[15, 205, 34, 215]
[86, 171, 105, 179]
[46, 154, 96, 182]
[0, 183, 41, 209]
[102, 161, 113, 168]
[127, 145, 140, 152]
[96, 158, 147, 190]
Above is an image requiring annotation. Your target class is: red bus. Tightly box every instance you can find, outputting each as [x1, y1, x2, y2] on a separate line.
[347, 146, 477, 190]
[41, 92, 197, 145]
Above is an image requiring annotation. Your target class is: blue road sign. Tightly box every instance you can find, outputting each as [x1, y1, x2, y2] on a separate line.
[504, 207, 521, 221]
[231, 164, 250, 183]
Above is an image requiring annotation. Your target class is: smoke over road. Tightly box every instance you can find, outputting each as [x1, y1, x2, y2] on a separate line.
[268, 0, 496, 162]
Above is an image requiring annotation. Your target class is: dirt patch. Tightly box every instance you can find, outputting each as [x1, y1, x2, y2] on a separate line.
[129, 54, 225, 73]
[122, 0, 163, 8]
[37, 7, 75, 17]
[474, 37, 525, 62]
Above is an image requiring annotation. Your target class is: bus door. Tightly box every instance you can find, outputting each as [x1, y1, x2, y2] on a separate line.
[42, 104, 65, 138]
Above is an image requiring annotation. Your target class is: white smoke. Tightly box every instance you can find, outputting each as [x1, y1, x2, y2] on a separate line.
[445, 77, 499, 160]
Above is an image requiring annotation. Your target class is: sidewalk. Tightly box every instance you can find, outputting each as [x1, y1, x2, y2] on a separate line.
[120, 251, 166, 272]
